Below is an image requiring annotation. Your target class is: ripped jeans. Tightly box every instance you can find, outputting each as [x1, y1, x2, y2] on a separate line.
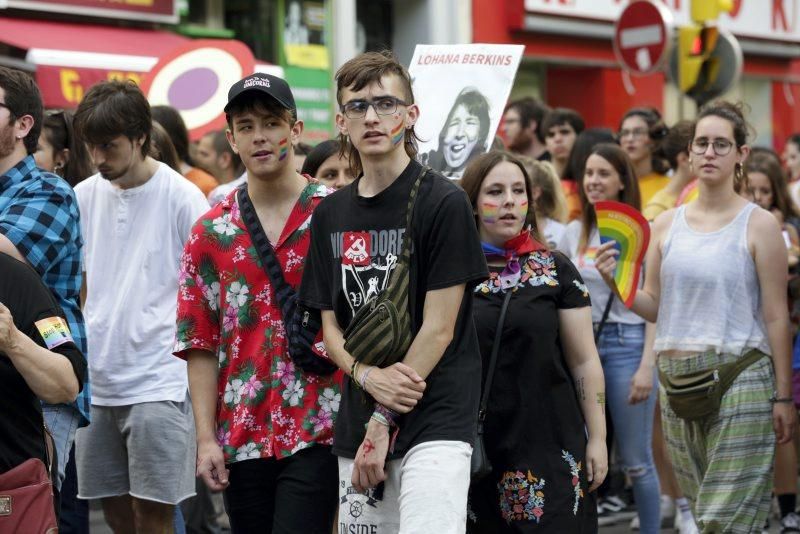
[597, 323, 661, 534]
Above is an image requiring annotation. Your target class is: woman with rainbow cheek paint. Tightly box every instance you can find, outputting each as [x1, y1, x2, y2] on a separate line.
[476, 161, 529, 245]
[561, 143, 663, 534]
[462, 150, 608, 532]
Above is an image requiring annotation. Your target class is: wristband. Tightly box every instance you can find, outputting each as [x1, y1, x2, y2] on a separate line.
[360, 366, 374, 390]
[370, 412, 391, 427]
[374, 403, 399, 427]
[770, 393, 794, 404]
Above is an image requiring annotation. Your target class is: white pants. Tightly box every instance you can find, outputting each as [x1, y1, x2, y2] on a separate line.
[337, 440, 472, 534]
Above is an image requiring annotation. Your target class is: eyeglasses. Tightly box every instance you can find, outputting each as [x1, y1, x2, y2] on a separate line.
[618, 128, 648, 139]
[341, 96, 408, 119]
[690, 138, 735, 156]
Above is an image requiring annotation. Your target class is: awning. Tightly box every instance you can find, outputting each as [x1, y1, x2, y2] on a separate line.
[0, 17, 189, 107]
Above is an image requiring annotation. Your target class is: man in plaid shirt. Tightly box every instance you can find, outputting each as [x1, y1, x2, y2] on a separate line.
[0, 67, 87, 512]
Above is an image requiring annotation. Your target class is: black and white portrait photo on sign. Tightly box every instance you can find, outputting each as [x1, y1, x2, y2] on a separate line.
[409, 44, 524, 179]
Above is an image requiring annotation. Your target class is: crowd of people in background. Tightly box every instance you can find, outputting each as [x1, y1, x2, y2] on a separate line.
[1, 46, 800, 534]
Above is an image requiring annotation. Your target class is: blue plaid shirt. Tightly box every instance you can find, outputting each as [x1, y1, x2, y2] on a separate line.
[0, 155, 89, 425]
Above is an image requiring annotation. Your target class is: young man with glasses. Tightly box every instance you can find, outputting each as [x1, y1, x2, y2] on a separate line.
[300, 51, 488, 534]
[174, 73, 342, 532]
[0, 67, 87, 525]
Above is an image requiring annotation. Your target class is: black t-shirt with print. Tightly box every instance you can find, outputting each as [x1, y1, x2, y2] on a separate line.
[0, 253, 85, 473]
[300, 159, 489, 459]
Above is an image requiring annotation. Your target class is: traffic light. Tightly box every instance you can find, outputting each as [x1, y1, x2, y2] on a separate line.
[691, 0, 734, 23]
[677, 0, 734, 94]
[677, 24, 719, 92]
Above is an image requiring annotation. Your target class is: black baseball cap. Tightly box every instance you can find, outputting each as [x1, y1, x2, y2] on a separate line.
[224, 73, 296, 113]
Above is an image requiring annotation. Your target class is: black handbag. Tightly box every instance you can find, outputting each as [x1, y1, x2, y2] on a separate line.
[472, 283, 515, 480]
[237, 186, 337, 375]
[342, 166, 428, 368]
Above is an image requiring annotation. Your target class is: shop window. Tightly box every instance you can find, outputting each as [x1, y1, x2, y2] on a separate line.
[225, 0, 279, 62]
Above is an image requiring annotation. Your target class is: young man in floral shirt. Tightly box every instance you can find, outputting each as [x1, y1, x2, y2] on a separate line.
[174, 73, 341, 532]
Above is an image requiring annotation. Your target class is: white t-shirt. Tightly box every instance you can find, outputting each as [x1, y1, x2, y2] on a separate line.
[207, 172, 247, 206]
[542, 217, 566, 250]
[75, 163, 210, 405]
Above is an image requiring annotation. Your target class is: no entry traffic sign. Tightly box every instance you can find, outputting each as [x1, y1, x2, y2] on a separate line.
[613, 0, 674, 76]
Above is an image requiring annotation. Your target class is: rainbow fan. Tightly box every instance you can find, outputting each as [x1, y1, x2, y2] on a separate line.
[595, 201, 650, 308]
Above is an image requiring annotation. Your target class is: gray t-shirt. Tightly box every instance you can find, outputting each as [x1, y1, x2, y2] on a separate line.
[558, 220, 644, 325]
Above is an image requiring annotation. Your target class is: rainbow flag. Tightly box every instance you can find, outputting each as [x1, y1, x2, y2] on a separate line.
[595, 201, 650, 308]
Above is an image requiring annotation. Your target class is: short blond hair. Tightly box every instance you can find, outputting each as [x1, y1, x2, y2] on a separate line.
[518, 157, 568, 223]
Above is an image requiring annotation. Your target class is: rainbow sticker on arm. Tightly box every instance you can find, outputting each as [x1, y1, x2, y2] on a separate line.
[595, 200, 650, 308]
[278, 138, 288, 160]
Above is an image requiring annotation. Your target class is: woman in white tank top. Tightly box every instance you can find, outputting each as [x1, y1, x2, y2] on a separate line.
[595, 101, 796, 533]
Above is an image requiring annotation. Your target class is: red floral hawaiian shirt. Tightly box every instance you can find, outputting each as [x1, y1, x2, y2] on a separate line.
[174, 179, 342, 463]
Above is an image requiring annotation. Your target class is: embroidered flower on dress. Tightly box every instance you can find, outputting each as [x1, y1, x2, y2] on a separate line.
[572, 279, 589, 298]
[498, 470, 545, 523]
[475, 252, 560, 294]
[523, 251, 558, 287]
[561, 450, 584, 515]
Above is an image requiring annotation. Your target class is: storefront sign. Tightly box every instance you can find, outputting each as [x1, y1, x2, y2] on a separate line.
[5, 0, 177, 24]
[524, 0, 798, 42]
[36, 66, 141, 108]
[280, 0, 333, 143]
[141, 40, 255, 141]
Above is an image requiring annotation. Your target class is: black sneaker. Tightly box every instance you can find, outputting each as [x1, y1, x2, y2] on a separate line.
[597, 498, 619, 526]
[603, 494, 637, 521]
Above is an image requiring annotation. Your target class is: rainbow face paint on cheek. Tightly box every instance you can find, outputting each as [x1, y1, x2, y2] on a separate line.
[391, 122, 405, 145]
[516, 200, 528, 219]
[480, 202, 499, 224]
[278, 138, 288, 160]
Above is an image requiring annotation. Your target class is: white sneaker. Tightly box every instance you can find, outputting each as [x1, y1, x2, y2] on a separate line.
[630, 515, 639, 530]
[781, 512, 800, 533]
[660, 495, 676, 521]
[675, 512, 700, 534]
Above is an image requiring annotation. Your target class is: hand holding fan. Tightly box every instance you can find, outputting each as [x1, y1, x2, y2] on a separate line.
[595, 201, 650, 308]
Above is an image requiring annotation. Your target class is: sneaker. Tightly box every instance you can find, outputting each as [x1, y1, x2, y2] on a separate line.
[782, 512, 800, 533]
[597, 499, 619, 526]
[675, 512, 700, 534]
[605, 494, 637, 520]
[660, 495, 676, 528]
[630, 515, 639, 530]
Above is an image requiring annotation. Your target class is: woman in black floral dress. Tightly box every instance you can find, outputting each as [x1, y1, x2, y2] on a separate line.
[460, 151, 607, 532]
